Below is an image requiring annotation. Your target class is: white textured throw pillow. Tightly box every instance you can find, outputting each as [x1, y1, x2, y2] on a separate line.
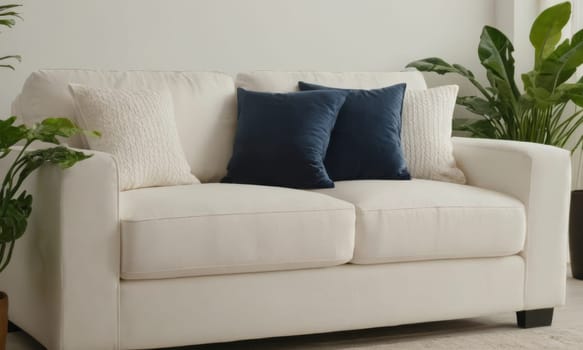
[69, 84, 199, 191]
[401, 85, 466, 184]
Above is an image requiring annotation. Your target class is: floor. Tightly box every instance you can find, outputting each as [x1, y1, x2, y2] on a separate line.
[9, 277, 583, 350]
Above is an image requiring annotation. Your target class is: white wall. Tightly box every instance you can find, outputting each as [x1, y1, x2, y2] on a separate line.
[0, 0, 495, 114]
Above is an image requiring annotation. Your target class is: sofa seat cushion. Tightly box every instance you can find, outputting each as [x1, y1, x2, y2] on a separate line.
[119, 183, 355, 280]
[314, 180, 526, 264]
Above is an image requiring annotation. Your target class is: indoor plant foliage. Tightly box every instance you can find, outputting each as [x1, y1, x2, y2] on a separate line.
[0, 117, 94, 272]
[407, 2, 583, 150]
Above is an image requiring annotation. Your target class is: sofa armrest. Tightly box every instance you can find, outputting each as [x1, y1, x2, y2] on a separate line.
[0, 147, 120, 349]
[452, 137, 571, 310]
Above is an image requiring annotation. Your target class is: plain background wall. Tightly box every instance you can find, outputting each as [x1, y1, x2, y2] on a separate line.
[0, 0, 495, 115]
[2, 0, 582, 187]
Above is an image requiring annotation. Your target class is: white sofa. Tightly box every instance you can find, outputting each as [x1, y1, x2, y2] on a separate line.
[0, 70, 571, 350]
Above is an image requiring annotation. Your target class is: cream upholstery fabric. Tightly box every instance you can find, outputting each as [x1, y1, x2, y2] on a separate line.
[119, 183, 355, 279]
[236, 71, 428, 92]
[453, 137, 571, 310]
[1, 68, 571, 349]
[15, 70, 237, 182]
[315, 179, 526, 264]
[120, 257, 524, 349]
[0, 136, 570, 350]
[402, 85, 466, 184]
[69, 84, 198, 190]
[0, 148, 120, 350]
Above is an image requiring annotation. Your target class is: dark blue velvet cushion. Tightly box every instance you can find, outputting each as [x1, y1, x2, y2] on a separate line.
[298, 81, 411, 181]
[222, 88, 349, 189]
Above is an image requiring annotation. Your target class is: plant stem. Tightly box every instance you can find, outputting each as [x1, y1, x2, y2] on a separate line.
[469, 77, 494, 102]
[0, 141, 32, 201]
[0, 240, 15, 273]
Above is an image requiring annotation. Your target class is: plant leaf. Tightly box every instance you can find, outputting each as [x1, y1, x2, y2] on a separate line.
[0, 192, 32, 243]
[452, 64, 476, 78]
[0, 55, 21, 62]
[459, 119, 499, 138]
[406, 57, 476, 79]
[457, 96, 499, 118]
[558, 83, 583, 106]
[0, 116, 26, 151]
[0, 11, 21, 20]
[406, 57, 457, 74]
[0, 18, 15, 27]
[28, 118, 85, 144]
[478, 26, 520, 100]
[0, 5, 21, 11]
[530, 2, 571, 68]
[22, 146, 92, 170]
[537, 31, 583, 91]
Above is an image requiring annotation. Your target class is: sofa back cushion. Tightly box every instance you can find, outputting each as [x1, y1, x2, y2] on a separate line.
[236, 71, 427, 92]
[14, 70, 237, 183]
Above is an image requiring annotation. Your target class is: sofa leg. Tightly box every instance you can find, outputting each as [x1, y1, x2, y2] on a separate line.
[8, 321, 21, 333]
[516, 308, 554, 328]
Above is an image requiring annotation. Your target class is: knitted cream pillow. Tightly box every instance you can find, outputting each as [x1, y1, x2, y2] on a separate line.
[69, 84, 199, 190]
[401, 85, 466, 184]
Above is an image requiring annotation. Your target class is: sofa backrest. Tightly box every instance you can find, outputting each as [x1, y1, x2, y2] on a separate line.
[236, 71, 427, 92]
[13, 70, 428, 183]
[13, 70, 237, 182]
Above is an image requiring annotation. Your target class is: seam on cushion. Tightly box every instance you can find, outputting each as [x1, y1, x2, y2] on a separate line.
[347, 251, 523, 265]
[351, 248, 524, 264]
[121, 258, 350, 278]
[122, 206, 354, 223]
[356, 205, 524, 213]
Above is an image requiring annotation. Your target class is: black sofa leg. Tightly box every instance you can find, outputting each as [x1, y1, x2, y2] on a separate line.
[516, 308, 554, 328]
[8, 321, 21, 333]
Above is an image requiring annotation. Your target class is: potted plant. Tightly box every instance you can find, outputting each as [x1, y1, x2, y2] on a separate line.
[0, 3, 96, 348]
[406, 1, 583, 280]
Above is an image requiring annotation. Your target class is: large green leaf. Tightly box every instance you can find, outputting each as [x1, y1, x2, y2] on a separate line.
[530, 2, 571, 68]
[0, 192, 32, 243]
[0, 116, 26, 152]
[28, 117, 100, 144]
[405, 57, 475, 78]
[537, 31, 583, 90]
[457, 96, 499, 118]
[459, 119, 499, 138]
[406, 58, 492, 100]
[22, 146, 92, 170]
[478, 26, 520, 100]
[556, 82, 583, 107]
[521, 71, 536, 93]
[566, 29, 583, 68]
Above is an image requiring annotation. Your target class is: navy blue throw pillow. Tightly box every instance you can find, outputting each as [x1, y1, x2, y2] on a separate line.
[298, 81, 411, 181]
[222, 88, 349, 189]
